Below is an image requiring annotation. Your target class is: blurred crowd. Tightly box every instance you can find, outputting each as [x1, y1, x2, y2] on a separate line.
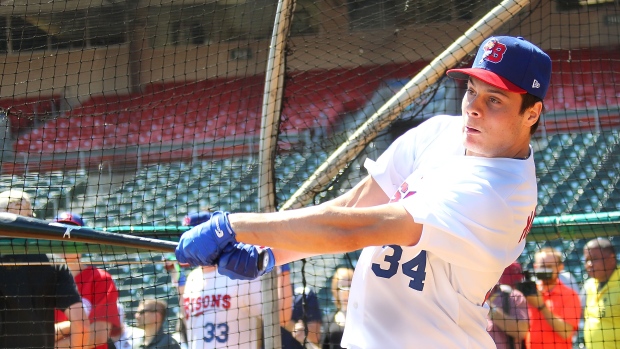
[0, 191, 618, 349]
[487, 241, 619, 349]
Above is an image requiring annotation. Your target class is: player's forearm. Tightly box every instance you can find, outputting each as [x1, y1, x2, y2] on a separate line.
[272, 249, 320, 265]
[229, 204, 419, 253]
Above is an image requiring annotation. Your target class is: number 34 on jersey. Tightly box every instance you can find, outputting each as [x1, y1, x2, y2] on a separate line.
[372, 246, 427, 291]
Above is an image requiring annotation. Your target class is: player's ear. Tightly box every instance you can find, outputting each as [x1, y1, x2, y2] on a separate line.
[524, 101, 542, 127]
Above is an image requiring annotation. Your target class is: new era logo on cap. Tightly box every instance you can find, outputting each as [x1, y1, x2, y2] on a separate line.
[446, 36, 552, 100]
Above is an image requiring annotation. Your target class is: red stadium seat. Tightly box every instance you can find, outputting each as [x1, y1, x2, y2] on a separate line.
[546, 47, 620, 112]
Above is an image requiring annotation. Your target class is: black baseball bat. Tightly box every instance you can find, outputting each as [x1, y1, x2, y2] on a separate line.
[0, 212, 178, 252]
[0, 212, 269, 272]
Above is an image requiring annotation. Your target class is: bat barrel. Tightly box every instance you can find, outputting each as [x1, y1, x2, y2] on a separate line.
[0, 213, 178, 253]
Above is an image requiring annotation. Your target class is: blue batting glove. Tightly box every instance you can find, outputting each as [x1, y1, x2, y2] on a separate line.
[217, 242, 275, 280]
[175, 211, 237, 266]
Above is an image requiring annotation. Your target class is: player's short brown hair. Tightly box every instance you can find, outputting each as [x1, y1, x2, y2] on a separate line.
[520, 93, 544, 135]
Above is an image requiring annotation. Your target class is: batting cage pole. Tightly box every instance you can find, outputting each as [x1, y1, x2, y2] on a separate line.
[258, 0, 296, 347]
[280, 0, 532, 211]
[258, 0, 292, 215]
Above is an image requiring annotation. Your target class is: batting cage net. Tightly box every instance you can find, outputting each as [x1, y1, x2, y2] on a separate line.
[0, 0, 618, 348]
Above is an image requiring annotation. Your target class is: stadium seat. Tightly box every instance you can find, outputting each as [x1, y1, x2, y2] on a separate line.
[14, 63, 432, 154]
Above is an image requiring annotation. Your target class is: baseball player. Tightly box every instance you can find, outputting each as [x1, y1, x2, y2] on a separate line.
[175, 36, 551, 349]
[182, 265, 264, 349]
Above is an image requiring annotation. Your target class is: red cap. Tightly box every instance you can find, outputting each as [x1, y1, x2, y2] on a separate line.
[54, 212, 84, 226]
[499, 262, 524, 288]
[447, 67, 526, 94]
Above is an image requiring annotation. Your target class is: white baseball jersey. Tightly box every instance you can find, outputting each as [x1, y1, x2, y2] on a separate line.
[183, 267, 263, 349]
[340, 115, 537, 349]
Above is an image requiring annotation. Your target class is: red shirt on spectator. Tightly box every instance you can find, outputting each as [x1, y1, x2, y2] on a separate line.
[55, 266, 121, 349]
[526, 279, 581, 349]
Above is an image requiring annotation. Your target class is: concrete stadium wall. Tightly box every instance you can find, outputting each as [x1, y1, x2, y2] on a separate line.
[0, 2, 616, 101]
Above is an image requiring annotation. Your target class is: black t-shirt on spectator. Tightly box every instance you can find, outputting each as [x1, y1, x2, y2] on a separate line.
[0, 254, 81, 349]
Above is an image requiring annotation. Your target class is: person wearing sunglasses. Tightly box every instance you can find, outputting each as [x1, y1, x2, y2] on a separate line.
[135, 299, 180, 349]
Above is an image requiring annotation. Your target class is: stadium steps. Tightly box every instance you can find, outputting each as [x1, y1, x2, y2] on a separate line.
[83, 147, 333, 228]
[536, 130, 620, 216]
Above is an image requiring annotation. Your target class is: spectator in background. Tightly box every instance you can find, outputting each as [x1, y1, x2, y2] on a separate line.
[283, 285, 322, 349]
[0, 189, 89, 349]
[558, 271, 580, 293]
[278, 263, 296, 349]
[526, 247, 581, 349]
[486, 262, 529, 349]
[135, 299, 180, 349]
[113, 303, 145, 349]
[321, 266, 354, 349]
[53, 211, 123, 349]
[163, 256, 188, 348]
[182, 265, 264, 349]
[582, 237, 620, 349]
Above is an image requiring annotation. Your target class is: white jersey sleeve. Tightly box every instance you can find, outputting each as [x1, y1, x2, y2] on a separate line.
[365, 115, 535, 271]
[183, 267, 263, 349]
[341, 115, 537, 349]
[364, 114, 463, 195]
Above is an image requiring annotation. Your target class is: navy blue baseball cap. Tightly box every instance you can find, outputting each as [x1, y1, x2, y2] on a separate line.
[54, 212, 84, 226]
[183, 211, 212, 227]
[447, 36, 552, 100]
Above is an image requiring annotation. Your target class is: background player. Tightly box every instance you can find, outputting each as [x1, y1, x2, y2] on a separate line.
[182, 264, 264, 349]
[176, 35, 551, 348]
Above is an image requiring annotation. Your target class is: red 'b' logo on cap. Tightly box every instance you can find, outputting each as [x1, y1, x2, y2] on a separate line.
[481, 39, 507, 63]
